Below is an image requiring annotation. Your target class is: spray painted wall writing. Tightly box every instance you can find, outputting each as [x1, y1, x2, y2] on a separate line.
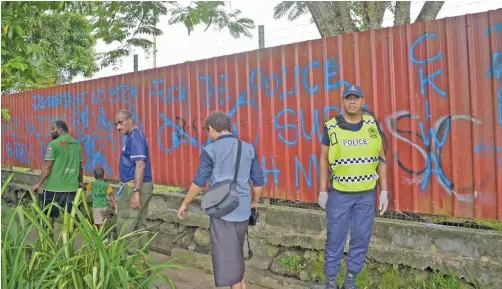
[2, 9, 502, 220]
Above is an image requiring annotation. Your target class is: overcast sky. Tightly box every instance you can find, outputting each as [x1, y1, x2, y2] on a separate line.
[73, 0, 502, 82]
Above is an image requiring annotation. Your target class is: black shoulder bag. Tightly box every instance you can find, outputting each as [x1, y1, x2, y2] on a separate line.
[201, 140, 242, 218]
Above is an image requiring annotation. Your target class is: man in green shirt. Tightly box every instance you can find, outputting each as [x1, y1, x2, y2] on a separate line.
[32, 120, 83, 223]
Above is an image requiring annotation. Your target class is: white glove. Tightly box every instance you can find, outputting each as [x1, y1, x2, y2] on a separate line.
[318, 192, 328, 210]
[379, 190, 388, 215]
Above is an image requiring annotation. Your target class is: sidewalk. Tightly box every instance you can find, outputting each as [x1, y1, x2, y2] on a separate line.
[151, 252, 269, 289]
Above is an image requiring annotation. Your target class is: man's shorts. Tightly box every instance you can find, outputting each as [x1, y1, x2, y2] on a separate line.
[92, 208, 107, 225]
[42, 190, 76, 218]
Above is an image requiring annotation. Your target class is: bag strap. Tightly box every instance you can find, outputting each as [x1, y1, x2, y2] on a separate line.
[233, 139, 242, 183]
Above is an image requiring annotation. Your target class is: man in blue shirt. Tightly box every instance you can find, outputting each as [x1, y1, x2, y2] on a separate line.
[178, 111, 264, 289]
[114, 109, 154, 255]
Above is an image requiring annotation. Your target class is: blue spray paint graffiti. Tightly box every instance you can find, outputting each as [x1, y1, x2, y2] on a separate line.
[154, 56, 348, 193]
[386, 107, 482, 202]
[417, 114, 452, 191]
[157, 73, 262, 153]
[261, 155, 280, 185]
[295, 154, 319, 188]
[487, 24, 502, 125]
[273, 106, 344, 146]
[4, 142, 34, 164]
[91, 88, 106, 104]
[109, 84, 138, 104]
[81, 134, 113, 176]
[272, 103, 371, 146]
[409, 32, 447, 98]
[247, 58, 348, 101]
[398, 33, 458, 196]
[199, 74, 231, 108]
[26, 84, 140, 176]
[156, 56, 349, 155]
[149, 78, 189, 117]
[32, 92, 85, 111]
[2, 117, 24, 139]
[157, 112, 198, 153]
[129, 103, 144, 131]
[73, 105, 114, 176]
[475, 145, 502, 166]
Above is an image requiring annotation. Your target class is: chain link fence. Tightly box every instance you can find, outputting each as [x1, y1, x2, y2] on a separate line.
[153, 181, 501, 232]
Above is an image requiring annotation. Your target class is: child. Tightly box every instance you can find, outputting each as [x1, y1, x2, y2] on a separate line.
[86, 167, 117, 230]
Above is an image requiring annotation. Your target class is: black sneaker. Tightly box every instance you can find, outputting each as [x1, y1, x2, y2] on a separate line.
[342, 272, 359, 289]
[325, 275, 339, 289]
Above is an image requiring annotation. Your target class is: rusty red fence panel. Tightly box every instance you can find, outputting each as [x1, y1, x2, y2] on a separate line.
[2, 9, 502, 220]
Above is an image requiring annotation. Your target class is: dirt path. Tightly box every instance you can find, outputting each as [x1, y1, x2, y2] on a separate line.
[151, 252, 269, 289]
[25, 225, 270, 289]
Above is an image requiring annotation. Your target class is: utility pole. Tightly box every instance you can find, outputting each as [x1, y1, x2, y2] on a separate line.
[57, 71, 64, 84]
[260, 24, 271, 207]
[153, 21, 157, 68]
[258, 25, 265, 49]
[134, 54, 138, 72]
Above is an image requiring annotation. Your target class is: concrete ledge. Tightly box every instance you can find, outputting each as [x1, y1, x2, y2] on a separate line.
[171, 248, 321, 289]
[367, 242, 502, 287]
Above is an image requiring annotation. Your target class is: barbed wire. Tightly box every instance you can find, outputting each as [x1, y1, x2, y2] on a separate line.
[152, 0, 498, 66]
[77, 1, 500, 80]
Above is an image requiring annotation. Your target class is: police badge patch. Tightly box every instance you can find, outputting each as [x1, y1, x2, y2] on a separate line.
[368, 127, 378, 138]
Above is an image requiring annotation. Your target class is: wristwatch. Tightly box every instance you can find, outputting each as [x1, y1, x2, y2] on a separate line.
[132, 187, 139, 193]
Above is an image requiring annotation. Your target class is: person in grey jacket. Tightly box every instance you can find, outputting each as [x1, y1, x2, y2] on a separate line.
[178, 111, 265, 289]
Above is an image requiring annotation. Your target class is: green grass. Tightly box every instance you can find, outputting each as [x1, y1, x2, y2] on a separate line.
[296, 257, 482, 289]
[420, 214, 502, 232]
[339, 264, 482, 289]
[280, 252, 302, 274]
[153, 184, 184, 194]
[9, 166, 32, 172]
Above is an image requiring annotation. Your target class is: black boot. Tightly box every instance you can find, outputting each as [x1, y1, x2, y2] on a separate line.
[342, 271, 359, 289]
[325, 275, 339, 289]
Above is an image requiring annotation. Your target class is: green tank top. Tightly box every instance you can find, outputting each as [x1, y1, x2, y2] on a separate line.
[91, 180, 110, 208]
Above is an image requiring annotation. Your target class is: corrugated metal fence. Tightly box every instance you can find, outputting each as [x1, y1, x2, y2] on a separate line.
[2, 9, 502, 220]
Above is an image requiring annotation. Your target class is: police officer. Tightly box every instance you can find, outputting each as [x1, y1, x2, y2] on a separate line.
[318, 85, 389, 289]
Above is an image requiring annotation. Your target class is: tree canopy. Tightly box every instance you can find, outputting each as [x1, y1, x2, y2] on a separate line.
[1, 1, 255, 93]
[273, 1, 445, 37]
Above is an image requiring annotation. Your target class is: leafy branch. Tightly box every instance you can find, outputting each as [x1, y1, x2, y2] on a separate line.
[1, 1, 255, 92]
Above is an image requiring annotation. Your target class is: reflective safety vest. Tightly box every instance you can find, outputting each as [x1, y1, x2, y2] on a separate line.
[324, 114, 382, 192]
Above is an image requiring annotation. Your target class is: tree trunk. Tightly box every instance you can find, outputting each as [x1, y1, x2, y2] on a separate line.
[306, 1, 345, 37]
[362, 1, 389, 30]
[394, 1, 411, 26]
[415, 1, 445, 22]
[306, 0, 444, 38]
[335, 1, 357, 33]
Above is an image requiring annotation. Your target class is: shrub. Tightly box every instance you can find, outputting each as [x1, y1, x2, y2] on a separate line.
[1, 173, 181, 289]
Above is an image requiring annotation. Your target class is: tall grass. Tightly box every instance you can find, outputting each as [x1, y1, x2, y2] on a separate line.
[1, 173, 181, 289]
